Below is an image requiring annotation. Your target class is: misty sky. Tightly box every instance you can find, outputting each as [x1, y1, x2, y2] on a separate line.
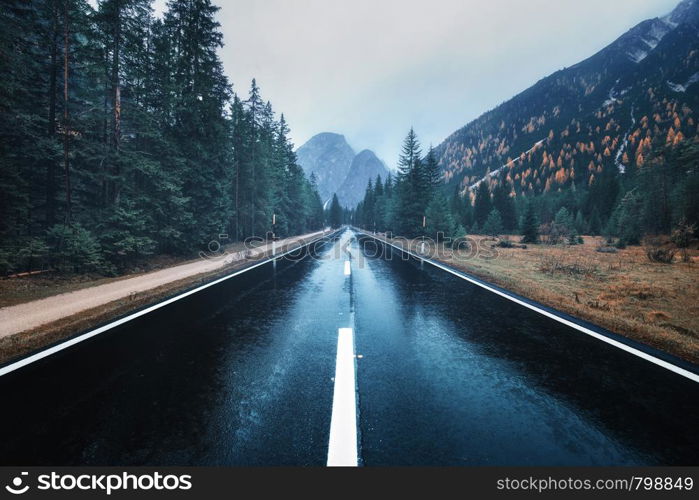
[131, 0, 680, 167]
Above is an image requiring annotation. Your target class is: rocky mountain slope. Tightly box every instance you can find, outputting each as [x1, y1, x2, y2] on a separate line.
[295, 133, 356, 203]
[336, 150, 389, 208]
[296, 134, 389, 208]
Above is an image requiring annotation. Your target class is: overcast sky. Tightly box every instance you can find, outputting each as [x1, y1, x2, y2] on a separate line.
[142, 0, 680, 167]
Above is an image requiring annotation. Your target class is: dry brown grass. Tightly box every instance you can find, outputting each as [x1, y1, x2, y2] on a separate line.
[380, 234, 699, 364]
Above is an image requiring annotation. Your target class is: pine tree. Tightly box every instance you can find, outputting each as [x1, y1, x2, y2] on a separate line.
[574, 210, 586, 235]
[612, 190, 643, 245]
[373, 175, 385, 232]
[589, 207, 602, 236]
[424, 146, 441, 195]
[520, 200, 540, 244]
[492, 181, 517, 231]
[554, 207, 579, 245]
[473, 182, 492, 227]
[362, 179, 375, 230]
[329, 194, 343, 229]
[425, 192, 456, 241]
[482, 209, 504, 237]
[394, 128, 427, 237]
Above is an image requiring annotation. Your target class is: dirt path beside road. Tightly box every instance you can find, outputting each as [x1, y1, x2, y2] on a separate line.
[0, 231, 325, 340]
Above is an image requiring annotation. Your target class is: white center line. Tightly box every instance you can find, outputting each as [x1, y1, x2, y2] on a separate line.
[327, 327, 358, 467]
[344, 260, 351, 276]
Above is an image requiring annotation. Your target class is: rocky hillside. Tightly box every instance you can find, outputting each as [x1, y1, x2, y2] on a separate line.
[296, 134, 389, 208]
[336, 150, 389, 208]
[296, 133, 356, 203]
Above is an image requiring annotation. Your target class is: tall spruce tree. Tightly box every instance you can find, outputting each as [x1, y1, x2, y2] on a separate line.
[473, 182, 492, 227]
[492, 180, 517, 231]
[329, 194, 342, 229]
[394, 128, 427, 237]
[520, 199, 540, 244]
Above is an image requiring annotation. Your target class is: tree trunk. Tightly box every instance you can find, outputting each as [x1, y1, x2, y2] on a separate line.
[102, 46, 109, 207]
[46, 1, 59, 228]
[251, 104, 256, 237]
[235, 157, 240, 240]
[62, 0, 72, 224]
[112, 0, 122, 204]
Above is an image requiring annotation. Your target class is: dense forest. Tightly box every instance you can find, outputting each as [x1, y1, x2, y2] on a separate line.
[354, 127, 699, 248]
[0, 0, 324, 275]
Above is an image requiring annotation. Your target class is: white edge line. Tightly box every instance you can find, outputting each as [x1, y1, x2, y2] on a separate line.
[356, 230, 699, 384]
[327, 327, 358, 467]
[0, 232, 336, 378]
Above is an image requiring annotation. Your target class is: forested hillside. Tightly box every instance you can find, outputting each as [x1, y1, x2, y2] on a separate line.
[0, 0, 324, 275]
[355, 0, 699, 245]
[350, 0, 699, 246]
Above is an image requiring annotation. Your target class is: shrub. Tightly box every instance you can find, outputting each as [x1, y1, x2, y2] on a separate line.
[495, 238, 526, 249]
[46, 223, 110, 274]
[538, 254, 598, 277]
[496, 239, 515, 249]
[0, 248, 13, 276]
[453, 224, 467, 239]
[671, 219, 695, 248]
[671, 219, 696, 262]
[646, 247, 676, 264]
[16, 237, 50, 272]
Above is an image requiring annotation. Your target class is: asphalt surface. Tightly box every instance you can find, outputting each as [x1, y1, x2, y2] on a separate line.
[0, 229, 697, 466]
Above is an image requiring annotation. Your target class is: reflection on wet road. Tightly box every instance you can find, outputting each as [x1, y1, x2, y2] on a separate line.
[0, 230, 697, 466]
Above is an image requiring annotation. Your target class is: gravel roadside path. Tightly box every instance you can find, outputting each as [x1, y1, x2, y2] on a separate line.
[0, 231, 325, 339]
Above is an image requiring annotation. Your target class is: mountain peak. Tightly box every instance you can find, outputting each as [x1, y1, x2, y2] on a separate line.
[296, 133, 355, 202]
[296, 136, 388, 208]
[664, 0, 699, 26]
[355, 149, 378, 160]
[585, 0, 699, 66]
[309, 132, 347, 142]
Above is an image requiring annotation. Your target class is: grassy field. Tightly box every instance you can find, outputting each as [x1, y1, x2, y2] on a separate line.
[383, 234, 699, 364]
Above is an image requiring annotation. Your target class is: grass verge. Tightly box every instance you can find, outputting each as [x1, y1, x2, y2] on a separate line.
[370, 233, 699, 364]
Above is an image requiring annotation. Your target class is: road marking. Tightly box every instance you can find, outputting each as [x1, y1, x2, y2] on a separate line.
[356, 231, 699, 384]
[327, 327, 358, 467]
[344, 260, 351, 276]
[0, 231, 339, 378]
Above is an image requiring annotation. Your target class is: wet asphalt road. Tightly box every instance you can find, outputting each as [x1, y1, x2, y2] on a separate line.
[0, 229, 697, 466]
